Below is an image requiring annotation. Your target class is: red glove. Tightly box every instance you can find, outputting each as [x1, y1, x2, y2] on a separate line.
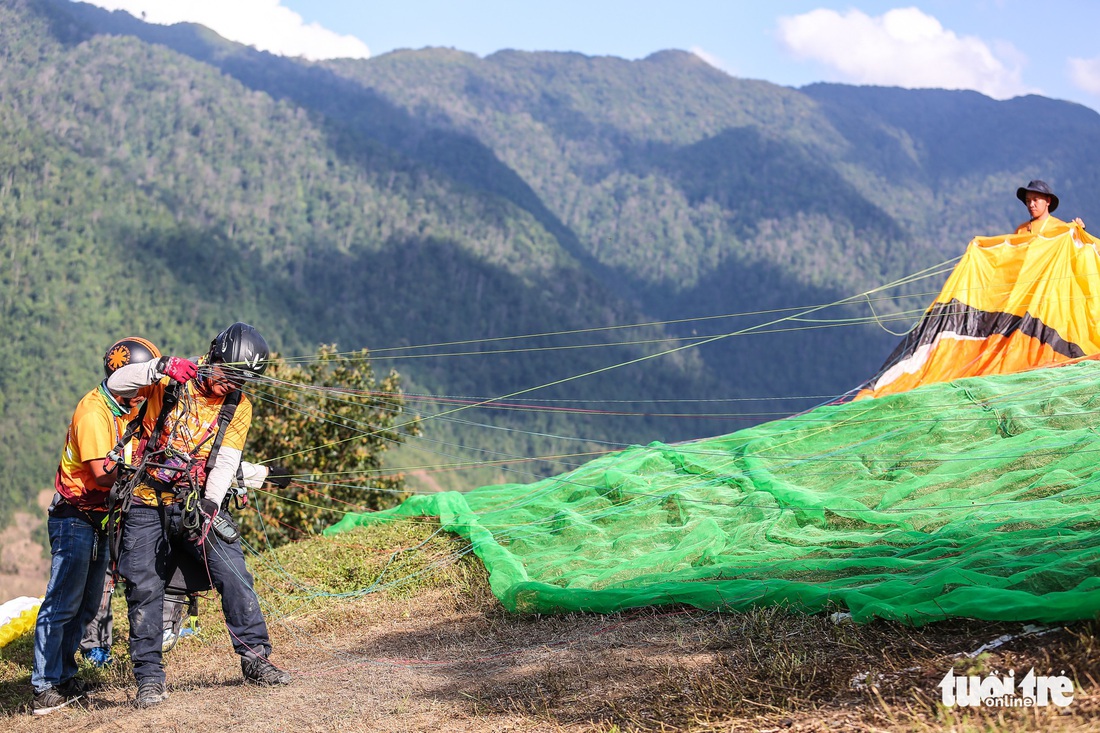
[158, 356, 197, 383]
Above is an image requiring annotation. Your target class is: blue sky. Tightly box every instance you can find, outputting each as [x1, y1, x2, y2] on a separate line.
[79, 1, 1100, 112]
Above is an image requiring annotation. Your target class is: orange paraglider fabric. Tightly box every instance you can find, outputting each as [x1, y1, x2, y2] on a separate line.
[858, 222, 1100, 399]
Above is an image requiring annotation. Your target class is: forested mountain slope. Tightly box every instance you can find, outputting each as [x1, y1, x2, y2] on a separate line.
[0, 0, 707, 523]
[2, 0, 1100, 524]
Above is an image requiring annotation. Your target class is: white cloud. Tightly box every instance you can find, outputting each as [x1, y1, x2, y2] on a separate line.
[777, 7, 1034, 99]
[1069, 56, 1100, 96]
[77, 0, 370, 60]
[690, 46, 736, 76]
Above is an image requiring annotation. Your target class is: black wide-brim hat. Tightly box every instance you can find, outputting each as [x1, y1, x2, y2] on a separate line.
[1017, 179, 1059, 213]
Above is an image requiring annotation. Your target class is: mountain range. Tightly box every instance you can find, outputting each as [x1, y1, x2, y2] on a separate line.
[2, 0, 1099, 525]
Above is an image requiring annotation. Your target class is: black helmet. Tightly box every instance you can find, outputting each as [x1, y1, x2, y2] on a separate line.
[208, 322, 269, 378]
[103, 337, 161, 377]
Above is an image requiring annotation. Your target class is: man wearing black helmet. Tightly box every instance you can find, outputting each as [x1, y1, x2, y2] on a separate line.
[1014, 179, 1085, 234]
[107, 322, 291, 709]
[30, 337, 160, 715]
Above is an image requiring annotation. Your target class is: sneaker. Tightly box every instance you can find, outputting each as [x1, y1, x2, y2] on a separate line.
[56, 677, 88, 697]
[32, 686, 82, 716]
[83, 646, 112, 667]
[162, 628, 178, 652]
[134, 679, 168, 709]
[241, 655, 291, 686]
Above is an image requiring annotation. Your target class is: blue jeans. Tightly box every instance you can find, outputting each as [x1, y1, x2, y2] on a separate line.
[119, 505, 271, 684]
[31, 515, 109, 693]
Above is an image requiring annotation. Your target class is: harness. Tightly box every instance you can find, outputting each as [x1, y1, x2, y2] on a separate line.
[106, 381, 241, 570]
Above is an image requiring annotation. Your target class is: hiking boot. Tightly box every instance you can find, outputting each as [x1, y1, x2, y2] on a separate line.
[134, 679, 168, 708]
[32, 686, 82, 716]
[241, 654, 291, 686]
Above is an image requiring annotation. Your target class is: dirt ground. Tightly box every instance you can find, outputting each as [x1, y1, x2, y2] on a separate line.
[2, 519, 1098, 732]
[2, 583, 1098, 732]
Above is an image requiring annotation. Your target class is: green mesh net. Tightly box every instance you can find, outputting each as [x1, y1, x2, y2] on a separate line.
[327, 362, 1100, 624]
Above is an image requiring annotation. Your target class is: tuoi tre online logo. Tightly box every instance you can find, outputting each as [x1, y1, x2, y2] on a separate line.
[938, 668, 1074, 707]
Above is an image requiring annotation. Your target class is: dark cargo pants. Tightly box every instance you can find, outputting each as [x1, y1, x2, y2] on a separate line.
[118, 504, 271, 684]
[80, 580, 189, 652]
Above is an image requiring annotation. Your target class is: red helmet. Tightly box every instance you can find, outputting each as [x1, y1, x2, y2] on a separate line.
[103, 337, 161, 377]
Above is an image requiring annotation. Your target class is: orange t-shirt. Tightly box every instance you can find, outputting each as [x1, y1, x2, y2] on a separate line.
[1014, 215, 1066, 235]
[132, 378, 252, 506]
[54, 386, 134, 511]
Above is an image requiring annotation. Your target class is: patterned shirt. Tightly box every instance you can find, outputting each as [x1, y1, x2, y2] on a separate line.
[132, 376, 252, 506]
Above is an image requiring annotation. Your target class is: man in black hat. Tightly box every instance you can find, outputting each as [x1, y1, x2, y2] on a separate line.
[1015, 180, 1084, 234]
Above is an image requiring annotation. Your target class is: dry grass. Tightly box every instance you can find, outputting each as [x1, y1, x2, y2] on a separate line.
[1, 520, 1098, 732]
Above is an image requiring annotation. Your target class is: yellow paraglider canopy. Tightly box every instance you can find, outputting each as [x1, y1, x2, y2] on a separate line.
[859, 222, 1100, 399]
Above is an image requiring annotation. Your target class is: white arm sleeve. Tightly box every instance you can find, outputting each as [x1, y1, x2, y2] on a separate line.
[106, 359, 162, 396]
[205, 446, 243, 508]
[238, 461, 270, 490]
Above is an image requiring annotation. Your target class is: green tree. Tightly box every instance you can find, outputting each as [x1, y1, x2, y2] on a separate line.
[240, 345, 420, 548]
